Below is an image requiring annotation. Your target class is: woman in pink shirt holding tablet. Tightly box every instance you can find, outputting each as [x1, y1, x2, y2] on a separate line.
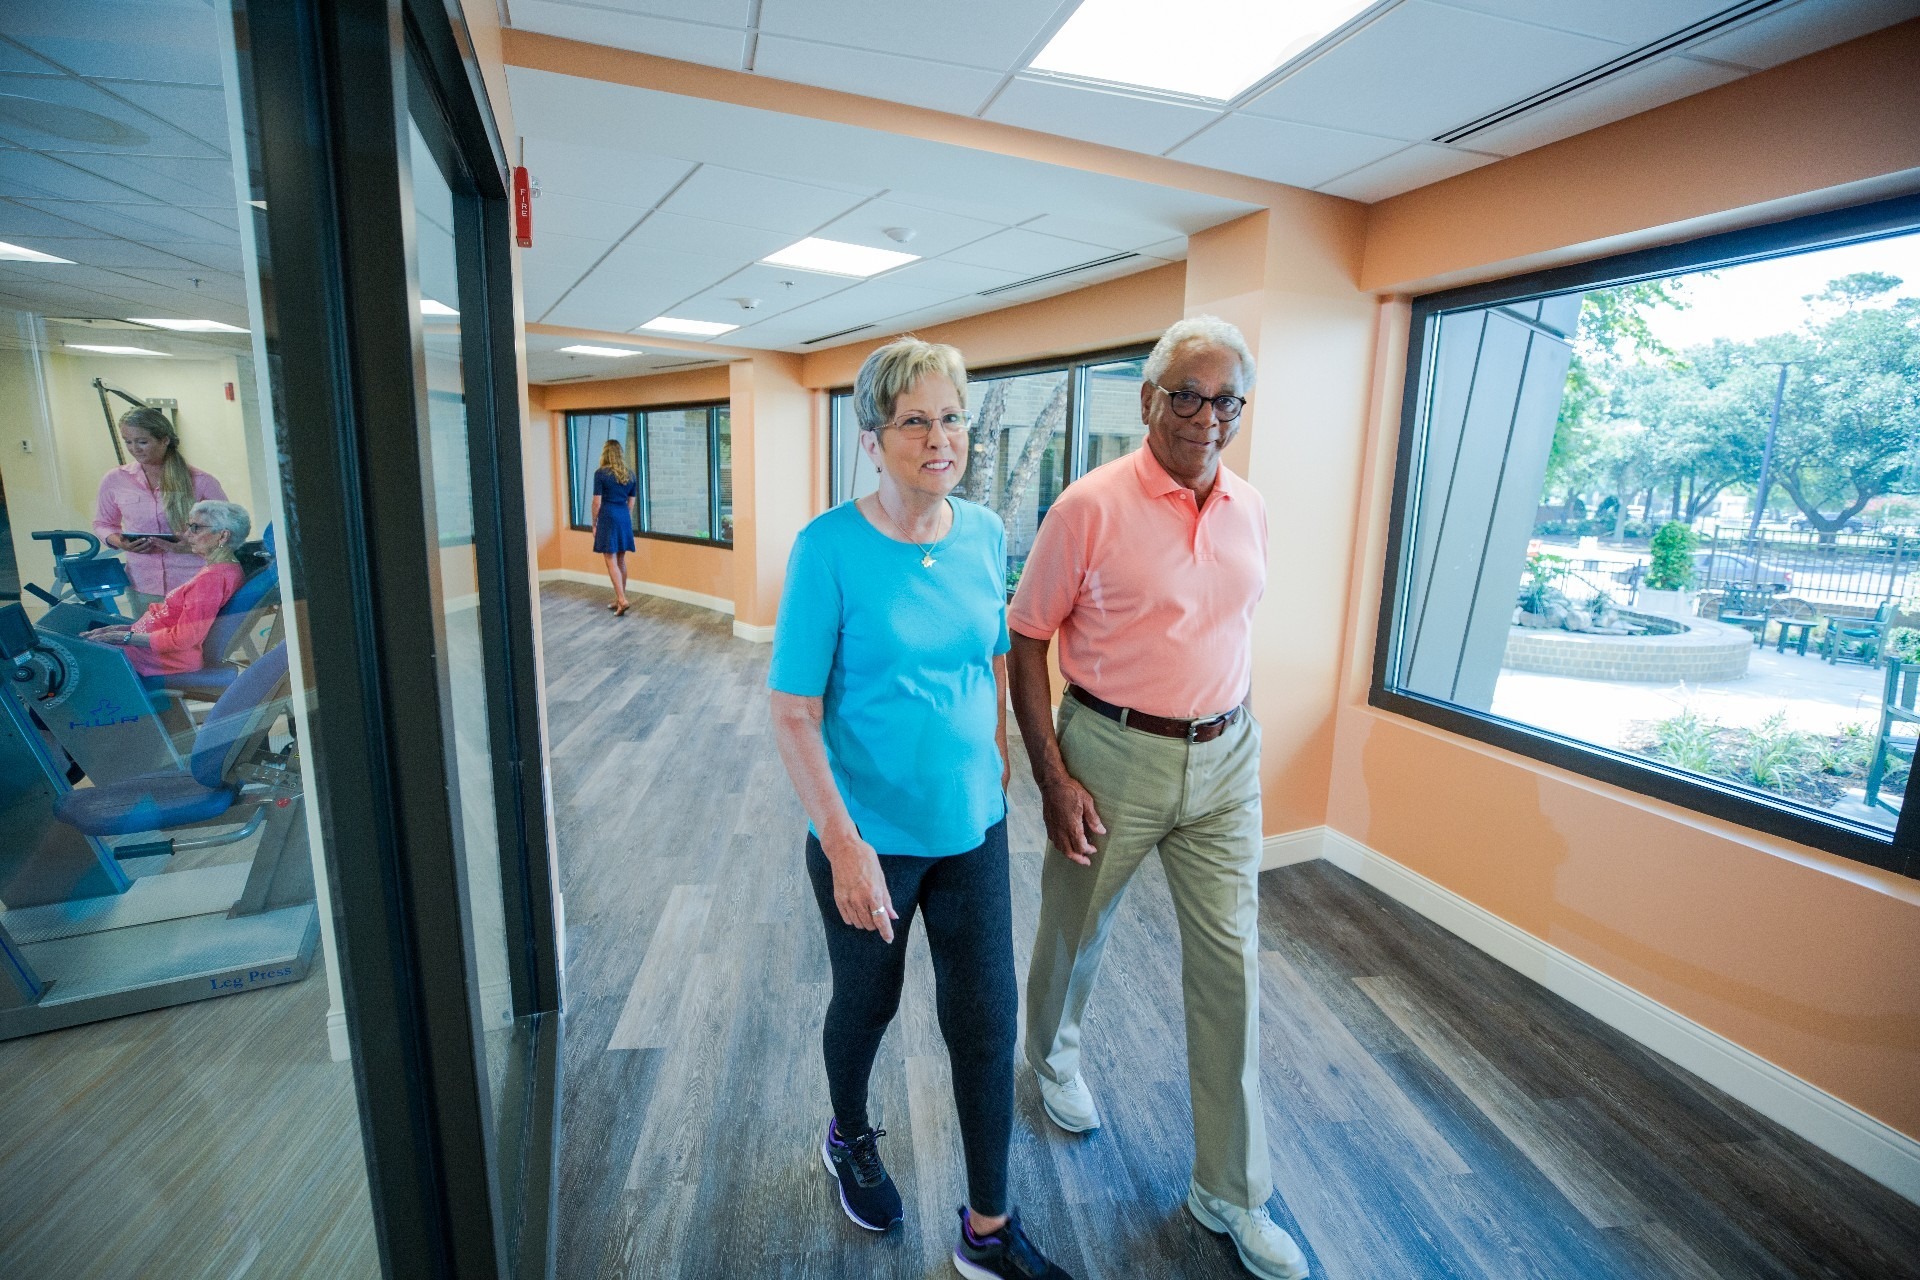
[92, 406, 227, 615]
[82, 500, 250, 678]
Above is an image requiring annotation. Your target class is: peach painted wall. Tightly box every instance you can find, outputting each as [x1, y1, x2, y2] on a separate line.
[536, 366, 733, 604]
[1327, 31, 1920, 1137]
[1363, 19, 1920, 294]
[729, 353, 816, 629]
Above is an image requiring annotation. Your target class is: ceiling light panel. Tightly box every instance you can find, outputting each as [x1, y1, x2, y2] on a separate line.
[1029, 0, 1379, 101]
[67, 344, 170, 356]
[640, 317, 739, 336]
[558, 344, 650, 357]
[760, 237, 919, 278]
[128, 317, 248, 333]
[0, 239, 75, 263]
[420, 299, 458, 316]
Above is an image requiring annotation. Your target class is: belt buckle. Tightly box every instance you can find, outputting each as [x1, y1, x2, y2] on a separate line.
[1189, 707, 1233, 742]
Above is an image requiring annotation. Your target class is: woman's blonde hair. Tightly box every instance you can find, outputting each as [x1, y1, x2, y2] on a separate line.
[853, 336, 968, 434]
[119, 406, 196, 535]
[599, 439, 632, 485]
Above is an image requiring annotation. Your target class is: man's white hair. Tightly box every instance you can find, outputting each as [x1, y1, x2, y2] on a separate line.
[1143, 315, 1256, 389]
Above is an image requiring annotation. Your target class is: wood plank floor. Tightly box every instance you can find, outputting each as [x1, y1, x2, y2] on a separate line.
[542, 581, 1919, 1280]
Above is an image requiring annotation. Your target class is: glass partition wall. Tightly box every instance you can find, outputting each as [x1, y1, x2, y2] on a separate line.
[0, 1, 561, 1276]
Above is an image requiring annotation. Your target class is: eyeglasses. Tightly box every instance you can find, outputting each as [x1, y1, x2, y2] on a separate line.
[1150, 382, 1246, 422]
[878, 411, 970, 441]
[184, 522, 216, 533]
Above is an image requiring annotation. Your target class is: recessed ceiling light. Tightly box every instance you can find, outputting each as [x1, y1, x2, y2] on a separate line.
[67, 344, 170, 357]
[127, 317, 249, 333]
[420, 299, 458, 317]
[0, 240, 74, 264]
[760, 237, 919, 278]
[1030, 0, 1375, 101]
[559, 345, 649, 357]
[639, 316, 739, 337]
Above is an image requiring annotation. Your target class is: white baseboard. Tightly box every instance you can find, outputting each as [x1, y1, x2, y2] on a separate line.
[1261, 827, 1326, 870]
[537, 568, 733, 617]
[444, 592, 479, 614]
[326, 1009, 350, 1063]
[1311, 826, 1920, 1205]
[731, 619, 775, 644]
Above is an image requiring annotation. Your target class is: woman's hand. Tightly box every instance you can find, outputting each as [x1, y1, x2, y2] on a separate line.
[81, 626, 131, 644]
[822, 831, 897, 943]
[112, 534, 156, 554]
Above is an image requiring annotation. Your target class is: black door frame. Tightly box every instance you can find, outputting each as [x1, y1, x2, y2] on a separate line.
[241, 0, 560, 1274]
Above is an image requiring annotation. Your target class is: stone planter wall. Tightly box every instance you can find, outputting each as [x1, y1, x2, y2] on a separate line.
[1503, 614, 1753, 682]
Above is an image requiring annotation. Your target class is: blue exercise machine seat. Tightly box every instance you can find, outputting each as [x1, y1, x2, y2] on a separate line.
[58, 644, 290, 837]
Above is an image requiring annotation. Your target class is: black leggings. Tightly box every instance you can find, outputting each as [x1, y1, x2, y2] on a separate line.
[805, 819, 1016, 1217]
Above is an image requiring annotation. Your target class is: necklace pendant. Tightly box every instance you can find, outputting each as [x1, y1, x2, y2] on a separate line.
[921, 553, 936, 568]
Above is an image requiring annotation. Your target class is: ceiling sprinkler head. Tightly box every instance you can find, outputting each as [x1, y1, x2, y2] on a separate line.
[882, 227, 916, 244]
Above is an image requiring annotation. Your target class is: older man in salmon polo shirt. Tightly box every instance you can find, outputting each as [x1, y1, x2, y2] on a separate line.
[1007, 316, 1307, 1280]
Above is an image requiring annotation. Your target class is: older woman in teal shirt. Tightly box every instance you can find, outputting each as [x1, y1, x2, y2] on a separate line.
[770, 338, 1071, 1280]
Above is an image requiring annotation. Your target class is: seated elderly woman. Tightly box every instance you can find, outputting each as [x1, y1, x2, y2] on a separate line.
[81, 499, 252, 677]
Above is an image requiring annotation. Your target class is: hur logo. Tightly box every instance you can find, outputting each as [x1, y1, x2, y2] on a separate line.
[68, 697, 137, 730]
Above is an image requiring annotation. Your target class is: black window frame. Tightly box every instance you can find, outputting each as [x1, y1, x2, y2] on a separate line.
[1372, 191, 1920, 881]
[565, 399, 733, 548]
[826, 341, 1155, 508]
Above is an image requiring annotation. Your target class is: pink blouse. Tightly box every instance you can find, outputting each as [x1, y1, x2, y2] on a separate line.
[92, 463, 227, 597]
[126, 562, 245, 677]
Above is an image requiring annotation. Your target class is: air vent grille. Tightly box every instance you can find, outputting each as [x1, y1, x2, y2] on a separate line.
[978, 252, 1138, 297]
[1434, 0, 1787, 146]
[803, 324, 876, 345]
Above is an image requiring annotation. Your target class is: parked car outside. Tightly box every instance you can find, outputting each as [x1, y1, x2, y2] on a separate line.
[1692, 549, 1792, 591]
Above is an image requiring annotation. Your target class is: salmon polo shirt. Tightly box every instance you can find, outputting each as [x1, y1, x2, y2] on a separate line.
[1009, 445, 1267, 721]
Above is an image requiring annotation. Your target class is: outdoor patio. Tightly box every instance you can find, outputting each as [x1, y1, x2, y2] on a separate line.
[1490, 643, 1902, 830]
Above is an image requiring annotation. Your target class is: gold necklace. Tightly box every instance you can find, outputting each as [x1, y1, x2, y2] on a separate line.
[877, 495, 949, 568]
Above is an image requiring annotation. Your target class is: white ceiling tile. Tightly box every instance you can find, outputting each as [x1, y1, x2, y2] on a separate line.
[1, 237, 210, 269]
[811, 198, 1002, 258]
[1242, 0, 1625, 140]
[1682, 0, 1920, 70]
[55, 152, 233, 207]
[751, 36, 1004, 115]
[95, 80, 231, 154]
[1139, 237, 1188, 261]
[1170, 114, 1406, 189]
[1459, 54, 1748, 158]
[615, 210, 793, 261]
[6, 1, 225, 85]
[757, 0, 1063, 68]
[576, 0, 753, 22]
[983, 77, 1222, 155]
[885, 187, 1038, 228]
[529, 191, 649, 242]
[0, 43, 60, 76]
[510, 0, 747, 70]
[11, 197, 232, 243]
[0, 73, 222, 159]
[522, 228, 616, 287]
[1315, 142, 1500, 201]
[659, 165, 869, 236]
[0, 149, 151, 202]
[881, 258, 1024, 295]
[942, 227, 1115, 276]
[672, 264, 854, 320]
[1019, 213, 1185, 253]
[526, 139, 697, 209]
[1426, 0, 1735, 44]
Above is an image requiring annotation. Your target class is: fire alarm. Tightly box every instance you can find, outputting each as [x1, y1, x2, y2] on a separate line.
[224, 382, 234, 401]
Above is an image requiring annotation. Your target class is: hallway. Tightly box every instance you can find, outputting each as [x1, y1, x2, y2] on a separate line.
[540, 582, 1916, 1280]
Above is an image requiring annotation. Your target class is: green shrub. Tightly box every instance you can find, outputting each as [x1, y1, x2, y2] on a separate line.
[1732, 713, 1812, 792]
[1650, 708, 1722, 774]
[1884, 626, 1920, 664]
[1644, 522, 1696, 591]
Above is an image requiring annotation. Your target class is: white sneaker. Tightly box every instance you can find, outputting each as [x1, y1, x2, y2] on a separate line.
[1035, 1070, 1101, 1133]
[1187, 1181, 1309, 1280]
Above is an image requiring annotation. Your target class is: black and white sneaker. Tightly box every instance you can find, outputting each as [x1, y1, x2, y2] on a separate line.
[820, 1119, 903, 1232]
[952, 1206, 1075, 1279]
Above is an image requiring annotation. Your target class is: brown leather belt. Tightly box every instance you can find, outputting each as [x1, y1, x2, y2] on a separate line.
[1067, 684, 1242, 743]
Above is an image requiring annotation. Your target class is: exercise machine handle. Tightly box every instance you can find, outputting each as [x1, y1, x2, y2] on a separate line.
[32, 529, 103, 561]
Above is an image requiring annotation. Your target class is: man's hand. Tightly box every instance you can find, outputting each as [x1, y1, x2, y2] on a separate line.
[1039, 773, 1103, 866]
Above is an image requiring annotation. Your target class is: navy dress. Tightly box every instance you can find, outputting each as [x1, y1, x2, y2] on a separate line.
[592, 468, 637, 553]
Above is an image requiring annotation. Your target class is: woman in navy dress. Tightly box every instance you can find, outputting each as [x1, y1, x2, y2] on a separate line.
[592, 440, 638, 616]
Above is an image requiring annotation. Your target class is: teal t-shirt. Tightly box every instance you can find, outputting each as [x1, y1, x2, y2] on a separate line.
[769, 498, 1010, 857]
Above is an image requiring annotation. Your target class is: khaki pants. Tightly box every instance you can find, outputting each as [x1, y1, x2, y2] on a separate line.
[1024, 694, 1271, 1208]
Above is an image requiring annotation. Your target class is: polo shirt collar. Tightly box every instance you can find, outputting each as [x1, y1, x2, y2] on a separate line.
[1132, 443, 1238, 504]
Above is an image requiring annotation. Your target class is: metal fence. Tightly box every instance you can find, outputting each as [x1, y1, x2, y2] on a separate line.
[1694, 528, 1917, 610]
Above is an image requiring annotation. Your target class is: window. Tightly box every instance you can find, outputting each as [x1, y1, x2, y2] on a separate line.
[829, 346, 1151, 580]
[1376, 195, 1920, 878]
[565, 402, 732, 547]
